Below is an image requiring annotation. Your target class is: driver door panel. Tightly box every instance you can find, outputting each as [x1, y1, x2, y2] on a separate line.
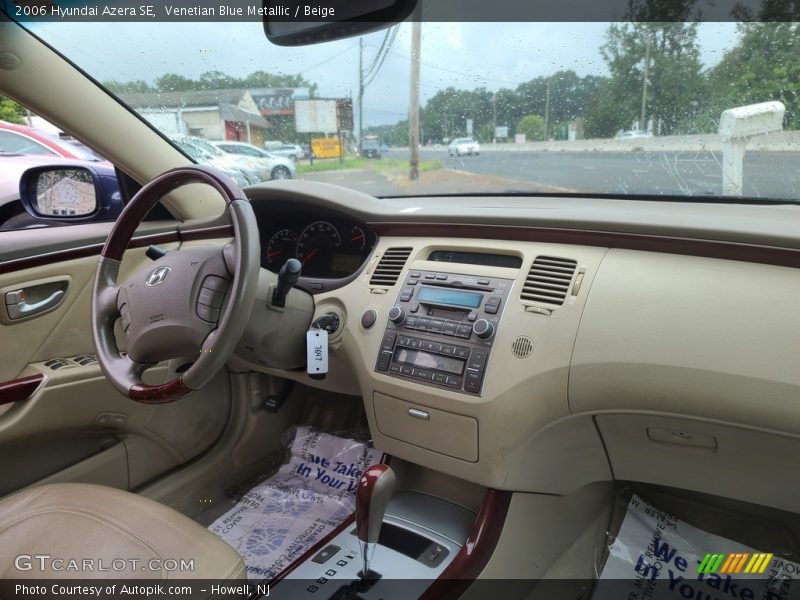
[0, 229, 232, 498]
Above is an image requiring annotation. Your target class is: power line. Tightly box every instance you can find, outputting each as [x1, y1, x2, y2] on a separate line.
[368, 44, 520, 87]
[363, 29, 391, 80]
[299, 42, 358, 75]
[359, 25, 399, 143]
[364, 26, 398, 88]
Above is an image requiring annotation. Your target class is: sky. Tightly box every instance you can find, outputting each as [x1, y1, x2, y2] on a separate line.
[31, 21, 741, 127]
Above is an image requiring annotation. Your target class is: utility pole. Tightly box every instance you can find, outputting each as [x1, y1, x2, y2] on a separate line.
[543, 79, 551, 141]
[640, 33, 651, 132]
[358, 37, 363, 150]
[492, 92, 497, 144]
[408, 21, 421, 180]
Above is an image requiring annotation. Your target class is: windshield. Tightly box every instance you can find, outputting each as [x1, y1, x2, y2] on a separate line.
[25, 21, 800, 201]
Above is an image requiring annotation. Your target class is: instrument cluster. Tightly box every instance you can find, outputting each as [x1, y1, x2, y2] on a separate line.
[260, 216, 376, 279]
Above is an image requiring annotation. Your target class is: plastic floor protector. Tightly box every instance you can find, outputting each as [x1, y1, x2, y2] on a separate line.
[594, 494, 800, 600]
[209, 426, 381, 581]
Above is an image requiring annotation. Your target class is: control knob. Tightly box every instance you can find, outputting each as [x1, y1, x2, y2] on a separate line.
[388, 306, 406, 325]
[472, 318, 494, 339]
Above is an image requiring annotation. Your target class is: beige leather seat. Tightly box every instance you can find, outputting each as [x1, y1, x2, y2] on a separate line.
[0, 483, 245, 586]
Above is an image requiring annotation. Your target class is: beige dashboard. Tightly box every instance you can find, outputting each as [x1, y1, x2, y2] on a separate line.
[233, 183, 800, 515]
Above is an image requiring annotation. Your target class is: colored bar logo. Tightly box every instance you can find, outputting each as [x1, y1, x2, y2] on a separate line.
[697, 552, 774, 574]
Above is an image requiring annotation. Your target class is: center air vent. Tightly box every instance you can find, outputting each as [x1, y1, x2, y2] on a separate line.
[520, 256, 578, 306]
[369, 247, 412, 286]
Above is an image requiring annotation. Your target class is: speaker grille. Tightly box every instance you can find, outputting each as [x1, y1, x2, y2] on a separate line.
[0, 53, 21, 71]
[511, 336, 534, 358]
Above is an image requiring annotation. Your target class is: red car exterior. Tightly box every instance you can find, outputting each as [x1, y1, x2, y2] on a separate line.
[0, 121, 102, 160]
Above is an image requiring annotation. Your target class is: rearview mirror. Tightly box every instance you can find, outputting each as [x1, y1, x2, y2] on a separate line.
[263, 0, 416, 46]
[19, 165, 110, 222]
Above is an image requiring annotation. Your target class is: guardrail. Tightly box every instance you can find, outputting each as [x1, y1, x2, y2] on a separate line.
[474, 130, 800, 153]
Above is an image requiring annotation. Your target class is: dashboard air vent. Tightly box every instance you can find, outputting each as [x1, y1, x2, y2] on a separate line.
[521, 256, 578, 306]
[369, 247, 412, 286]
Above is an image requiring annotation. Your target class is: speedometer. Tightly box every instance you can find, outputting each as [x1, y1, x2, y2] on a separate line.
[297, 221, 341, 276]
[265, 229, 298, 269]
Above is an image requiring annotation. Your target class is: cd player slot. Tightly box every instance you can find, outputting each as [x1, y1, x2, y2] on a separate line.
[416, 280, 490, 292]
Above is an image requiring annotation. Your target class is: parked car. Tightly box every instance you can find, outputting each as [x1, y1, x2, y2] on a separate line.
[0, 121, 106, 161]
[448, 137, 480, 156]
[359, 138, 381, 159]
[213, 141, 296, 180]
[170, 136, 261, 186]
[0, 153, 121, 230]
[267, 143, 303, 161]
[616, 130, 654, 139]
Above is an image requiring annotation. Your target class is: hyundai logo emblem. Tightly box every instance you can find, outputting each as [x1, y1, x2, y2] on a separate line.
[145, 266, 171, 287]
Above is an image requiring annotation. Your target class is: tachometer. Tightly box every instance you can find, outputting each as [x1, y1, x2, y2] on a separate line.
[297, 221, 341, 275]
[265, 229, 298, 269]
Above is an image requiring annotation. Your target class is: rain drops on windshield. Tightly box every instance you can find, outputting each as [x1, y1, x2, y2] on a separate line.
[24, 21, 800, 201]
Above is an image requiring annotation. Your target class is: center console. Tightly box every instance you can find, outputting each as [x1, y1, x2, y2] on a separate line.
[374, 270, 513, 395]
[279, 491, 476, 599]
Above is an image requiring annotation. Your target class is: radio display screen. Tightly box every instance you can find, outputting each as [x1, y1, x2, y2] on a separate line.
[416, 286, 483, 309]
[394, 348, 465, 375]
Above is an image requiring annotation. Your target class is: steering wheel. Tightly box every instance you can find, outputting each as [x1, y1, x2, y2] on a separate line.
[91, 165, 259, 403]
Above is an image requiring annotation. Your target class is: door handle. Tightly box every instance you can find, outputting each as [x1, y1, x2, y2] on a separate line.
[3, 278, 69, 322]
[6, 289, 65, 319]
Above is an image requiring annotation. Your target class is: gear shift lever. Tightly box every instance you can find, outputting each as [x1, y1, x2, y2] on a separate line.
[355, 464, 396, 579]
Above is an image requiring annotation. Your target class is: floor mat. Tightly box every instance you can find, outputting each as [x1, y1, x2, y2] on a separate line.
[594, 493, 800, 599]
[208, 426, 381, 581]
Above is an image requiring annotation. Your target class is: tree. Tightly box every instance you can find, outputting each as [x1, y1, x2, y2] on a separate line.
[584, 86, 628, 138]
[705, 22, 800, 130]
[585, 22, 706, 137]
[369, 119, 409, 146]
[154, 74, 196, 92]
[241, 71, 318, 97]
[515, 71, 606, 128]
[516, 115, 545, 141]
[0, 96, 25, 124]
[147, 70, 318, 98]
[197, 70, 240, 90]
[102, 80, 152, 94]
[419, 87, 494, 143]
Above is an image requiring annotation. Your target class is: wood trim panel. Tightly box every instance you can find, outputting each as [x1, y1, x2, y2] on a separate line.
[419, 489, 513, 600]
[101, 167, 241, 260]
[355, 463, 392, 542]
[180, 224, 233, 242]
[368, 222, 800, 269]
[129, 377, 192, 404]
[0, 225, 234, 276]
[0, 373, 45, 406]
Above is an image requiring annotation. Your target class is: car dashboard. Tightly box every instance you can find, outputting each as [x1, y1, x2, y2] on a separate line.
[237, 182, 800, 517]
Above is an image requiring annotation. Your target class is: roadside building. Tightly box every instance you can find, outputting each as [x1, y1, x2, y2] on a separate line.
[120, 89, 271, 144]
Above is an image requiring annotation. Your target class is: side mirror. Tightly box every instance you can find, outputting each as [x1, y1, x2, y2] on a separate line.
[19, 165, 119, 223]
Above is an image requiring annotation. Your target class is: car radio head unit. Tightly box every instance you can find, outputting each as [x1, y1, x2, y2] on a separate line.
[374, 270, 513, 395]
